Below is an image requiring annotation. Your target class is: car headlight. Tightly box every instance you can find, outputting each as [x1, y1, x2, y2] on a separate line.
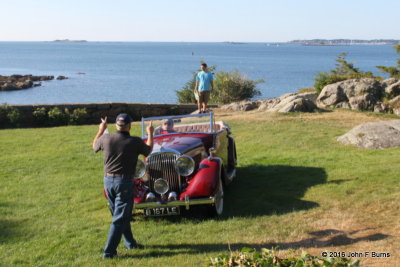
[175, 155, 195, 176]
[134, 158, 146, 178]
[154, 178, 169, 195]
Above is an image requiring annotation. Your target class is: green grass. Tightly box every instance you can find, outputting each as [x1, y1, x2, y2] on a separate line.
[0, 110, 399, 266]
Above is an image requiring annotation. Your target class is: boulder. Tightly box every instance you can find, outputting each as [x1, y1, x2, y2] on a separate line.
[385, 81, 400, 98]
[220, 101, 259, 111]
[56, 75, 68, 80]
[258, 98, 281, 111]
[389, 96, 400, 115]
[338, 120, 400, 149]
[317, 78, 384, 111]
[221, 91, 318, 113]
[266, 92, 317, 112]
[382, 78, 399, 87]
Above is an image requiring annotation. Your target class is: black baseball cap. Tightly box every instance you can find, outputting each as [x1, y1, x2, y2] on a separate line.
[115, 113, 132, 126]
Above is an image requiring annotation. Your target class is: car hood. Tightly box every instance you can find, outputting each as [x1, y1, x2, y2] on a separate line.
[152, 134, 210, 154]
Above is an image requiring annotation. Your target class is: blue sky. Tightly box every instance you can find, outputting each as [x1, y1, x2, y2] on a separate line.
[1, 0, 399, 42]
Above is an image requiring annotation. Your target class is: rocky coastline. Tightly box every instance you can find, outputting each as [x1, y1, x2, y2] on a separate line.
[221, 78, 400, 115]
[0, 74, 68, 91]
[220, 77, 400, 149]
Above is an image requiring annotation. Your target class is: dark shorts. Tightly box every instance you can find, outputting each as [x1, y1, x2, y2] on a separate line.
[199, 90, 211, 103]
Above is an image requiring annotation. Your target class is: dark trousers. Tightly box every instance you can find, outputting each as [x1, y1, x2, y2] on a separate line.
[103, 176, 136, 257]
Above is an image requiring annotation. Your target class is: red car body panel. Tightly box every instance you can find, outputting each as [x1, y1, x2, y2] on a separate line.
[179, 158, 221, 200]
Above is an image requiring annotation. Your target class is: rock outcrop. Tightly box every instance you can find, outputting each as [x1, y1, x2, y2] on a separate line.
[220, 92, 318, 113]
[385, 80, 400, 98]
[0, 74, 56, 91]
[261, 92, 317, 112]
[316, 78, 385, 111]
[316, 78, 400, 112]
[220, 100, 260, 112]
[337, 120, 400, 149]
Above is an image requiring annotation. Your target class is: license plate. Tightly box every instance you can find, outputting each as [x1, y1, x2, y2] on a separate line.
[145, 207, 180, 216]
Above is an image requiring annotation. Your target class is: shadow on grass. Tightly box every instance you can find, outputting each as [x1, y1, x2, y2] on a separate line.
[0, 219, 24, 244]
[118, 228, 390, 258]
[139, 165, 331, 222]
[223, 165, 329, 217]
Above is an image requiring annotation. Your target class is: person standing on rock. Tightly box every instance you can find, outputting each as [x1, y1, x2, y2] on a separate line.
[92, 113, 154, 259]
[194, 63, 214, 113]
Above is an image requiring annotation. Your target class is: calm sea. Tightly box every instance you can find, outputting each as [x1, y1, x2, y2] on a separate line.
[0, 42, 397, 104]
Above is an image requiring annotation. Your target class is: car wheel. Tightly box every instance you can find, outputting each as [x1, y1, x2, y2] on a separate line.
[209, 177, 224, 217]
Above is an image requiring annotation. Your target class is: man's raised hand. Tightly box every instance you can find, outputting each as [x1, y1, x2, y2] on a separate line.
[146, 121, 154, 136]
[99, 116, 107, 132]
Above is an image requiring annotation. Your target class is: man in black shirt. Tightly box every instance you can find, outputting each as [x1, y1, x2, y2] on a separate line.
[93, 113, 153, 259]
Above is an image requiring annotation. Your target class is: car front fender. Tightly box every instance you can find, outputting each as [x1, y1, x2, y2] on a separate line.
[180, 157, 222, 200]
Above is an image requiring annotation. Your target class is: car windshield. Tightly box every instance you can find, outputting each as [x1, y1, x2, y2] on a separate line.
[141, 113, 214, 138]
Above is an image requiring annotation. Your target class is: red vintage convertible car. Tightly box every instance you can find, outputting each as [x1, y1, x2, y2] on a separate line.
[129, 112, 237, 217]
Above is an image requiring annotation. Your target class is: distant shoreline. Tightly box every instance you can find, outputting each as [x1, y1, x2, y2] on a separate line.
[0, 39, 399, 45]
[287, 39, 400, 46]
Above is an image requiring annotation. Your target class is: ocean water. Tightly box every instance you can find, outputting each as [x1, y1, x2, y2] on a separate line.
[0, 42, 397, 104]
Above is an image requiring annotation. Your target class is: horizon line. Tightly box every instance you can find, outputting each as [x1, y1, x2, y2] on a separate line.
[0, 38, 400, 43]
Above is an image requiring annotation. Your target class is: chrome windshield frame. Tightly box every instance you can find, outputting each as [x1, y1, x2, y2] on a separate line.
[141, 112, 214, 139]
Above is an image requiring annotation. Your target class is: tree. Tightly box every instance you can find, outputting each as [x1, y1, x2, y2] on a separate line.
[376, 44, 400, 79]
[314, 53, 376, 94]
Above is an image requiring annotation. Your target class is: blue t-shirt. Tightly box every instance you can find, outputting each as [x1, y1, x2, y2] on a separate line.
[196, 71, 214, 91]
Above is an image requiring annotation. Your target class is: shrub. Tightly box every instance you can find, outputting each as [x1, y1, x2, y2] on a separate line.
[0, 104, 9, 127]
[0, 104, 22, 127]
[314, 53, 377, 94]
[33, 107, 48, 126]
[211, 71, 263, 104]
[69, 108, 88, 125]
[176, 65, 263, 104]
[48, 107, 69, 126]
[206, 247, 360, 267]
[176, 72, 198, 104]
[7, 108, 22, 126]
[376, 44, 400, 79]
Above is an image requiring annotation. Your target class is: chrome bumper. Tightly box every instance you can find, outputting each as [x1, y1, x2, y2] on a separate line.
[134, 196, 215, 210]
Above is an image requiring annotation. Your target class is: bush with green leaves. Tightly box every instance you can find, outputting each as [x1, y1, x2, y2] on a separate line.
[7, 108, 21, 126]
[68, 108, 88, 125]
[0, 104, 9, 127]
[207, 247, 360, 267]
[212, 71, 263, 104]
[376, 44, 400, 79]
[176, 64, 263, 104]
[314, 53, 377, 94]
[0, 104, 22, 127]
[33, 107, 48, 126]
[48, 107, 69, 126]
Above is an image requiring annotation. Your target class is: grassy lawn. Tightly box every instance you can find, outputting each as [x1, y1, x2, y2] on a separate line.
[0, 109, 399, 266]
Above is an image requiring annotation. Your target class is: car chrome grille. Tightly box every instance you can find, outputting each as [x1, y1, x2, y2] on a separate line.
[146, 153, 181, 194]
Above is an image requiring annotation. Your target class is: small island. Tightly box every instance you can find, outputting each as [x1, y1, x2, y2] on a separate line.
[0, 74, 68, 91]
[53, 39, 87, 43]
